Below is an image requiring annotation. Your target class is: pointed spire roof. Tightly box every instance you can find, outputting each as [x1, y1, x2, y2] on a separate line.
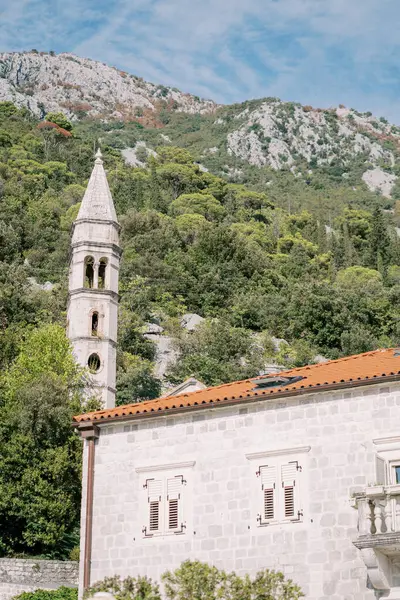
[76, 149, 118, 223]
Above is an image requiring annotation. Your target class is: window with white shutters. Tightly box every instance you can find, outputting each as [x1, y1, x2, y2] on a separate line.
[256, 457, 303, 525]
[281, 461, 301, 521]
[145, 479, 163, 535]
[142, 474, 186, 537]
[167, 476, 185, 533]
[258, 465, 277, 524]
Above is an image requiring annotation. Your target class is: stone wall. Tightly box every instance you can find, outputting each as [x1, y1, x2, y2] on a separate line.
[84, 381, 400, 600]
[0, 559, 78, 600]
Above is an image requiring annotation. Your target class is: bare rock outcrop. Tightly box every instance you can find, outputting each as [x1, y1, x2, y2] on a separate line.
[0, 51, 216, 120]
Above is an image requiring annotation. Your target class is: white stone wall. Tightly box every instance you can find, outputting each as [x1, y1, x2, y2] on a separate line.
[86, 382, 400, 599]
[72, 222, 119, 248]
[0, 559, 78, 600]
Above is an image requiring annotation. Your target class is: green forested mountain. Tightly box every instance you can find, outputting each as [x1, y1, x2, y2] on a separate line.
[1, 89, 400, 558]
[2, 99, 400, 378]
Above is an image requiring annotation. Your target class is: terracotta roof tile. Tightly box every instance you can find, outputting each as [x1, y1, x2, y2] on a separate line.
[73, 348, 400, 424]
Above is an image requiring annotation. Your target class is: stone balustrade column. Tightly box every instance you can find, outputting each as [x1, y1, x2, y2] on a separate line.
[395, 500, 400, 532]
[385, 493, 393, 532]
[93, 262, 99, 289]
[374, 501, 383, 534]
[358, 497, 370, 535]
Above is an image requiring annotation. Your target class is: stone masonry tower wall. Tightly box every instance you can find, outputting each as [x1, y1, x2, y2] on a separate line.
[67, 150, 120, 408]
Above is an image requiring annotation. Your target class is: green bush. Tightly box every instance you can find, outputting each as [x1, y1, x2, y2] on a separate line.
[84, 575, 161, 600]
[12, 587, 77, 600]
[162, 560, 304, 600]
[69, 545, 80, 561]
[84, 562, 302, 600]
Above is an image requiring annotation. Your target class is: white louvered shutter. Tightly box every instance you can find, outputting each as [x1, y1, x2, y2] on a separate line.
[281, 461, 301, 521]
[167, 476, 183, 532]
[375, 455, 387, 485]
[147, 479, 163, 534]
[259, 465, 277, 524]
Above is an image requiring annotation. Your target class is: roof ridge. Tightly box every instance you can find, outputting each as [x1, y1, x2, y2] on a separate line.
[106, 378, 256, 414]
[283, 348, 387, 375]
[73, 348, 399, 423]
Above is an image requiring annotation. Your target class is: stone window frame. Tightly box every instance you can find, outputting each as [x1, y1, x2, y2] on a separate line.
[373, 436, 400, 485]
[87, 351, 103, 374]
[136, 461, 195, 539]
[246, 446, 310, 527]
[89, 308, 101, 337]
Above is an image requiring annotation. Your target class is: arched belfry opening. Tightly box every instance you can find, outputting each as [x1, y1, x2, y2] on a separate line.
[91, 311, 99, 336]
[84, 256, 95, 288]
[98, 258, 108, 289]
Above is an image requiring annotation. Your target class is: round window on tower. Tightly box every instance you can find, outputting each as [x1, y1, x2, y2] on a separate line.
[88, 353, 101, 373]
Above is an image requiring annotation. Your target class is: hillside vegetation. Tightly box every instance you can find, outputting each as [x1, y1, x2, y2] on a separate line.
[2, 99, 400, 388]
[1, 77, 400, 558]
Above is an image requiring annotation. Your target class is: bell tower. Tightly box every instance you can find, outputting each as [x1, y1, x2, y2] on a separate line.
[67, 149, 121, 408]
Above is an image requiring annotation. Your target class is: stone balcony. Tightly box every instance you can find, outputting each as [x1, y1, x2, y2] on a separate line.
[353, 485, 400, 596]
[355, 484, 400, 539]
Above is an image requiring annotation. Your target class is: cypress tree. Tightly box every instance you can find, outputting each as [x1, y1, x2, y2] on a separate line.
[148, 160, 163, 211]
[366, 206, 390, 269]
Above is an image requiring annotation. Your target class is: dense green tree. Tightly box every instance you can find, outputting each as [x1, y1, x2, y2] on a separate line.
[155, 145, 194, 165]
[44, 112, 73, 132]
[335, 266, 383, 294]
[167, 319, 264, 386]
[0, 101, 18, 119]
[169, 193, 225, 221]
[156, 163, 203, 199]
[0, 325, 98, 557]
[116, 353, 162, 406]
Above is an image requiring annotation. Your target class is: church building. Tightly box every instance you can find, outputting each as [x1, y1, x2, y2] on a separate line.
[72, 154, 400, 600]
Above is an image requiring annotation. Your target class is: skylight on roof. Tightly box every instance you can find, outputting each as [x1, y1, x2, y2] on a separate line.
[253, 375, 304, 389]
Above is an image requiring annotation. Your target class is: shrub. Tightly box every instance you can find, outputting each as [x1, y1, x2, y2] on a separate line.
[162, 560, 303, 600]
[86, 563, 302, 600]
[69, 545, 80, 561]
[84, 575, 161, 600]
[12, 587, 77, 600]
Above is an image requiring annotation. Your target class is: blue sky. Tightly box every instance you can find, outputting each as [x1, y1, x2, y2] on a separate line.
[1, 0, 400, 121]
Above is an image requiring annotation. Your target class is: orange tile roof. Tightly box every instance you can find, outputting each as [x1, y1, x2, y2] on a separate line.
[73, 348, 400, 424]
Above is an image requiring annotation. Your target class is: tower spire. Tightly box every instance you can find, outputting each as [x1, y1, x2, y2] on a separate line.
[76, 150, 118, 223]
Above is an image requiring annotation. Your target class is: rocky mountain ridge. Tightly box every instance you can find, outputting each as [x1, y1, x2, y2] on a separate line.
[227, 103, 399, 169]
[1, 50, 400, 198]
[219, 101, 400, 197]
[0, 51, 216, 121]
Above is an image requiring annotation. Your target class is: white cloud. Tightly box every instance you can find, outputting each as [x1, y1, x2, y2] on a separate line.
[1, 0, 400, 121]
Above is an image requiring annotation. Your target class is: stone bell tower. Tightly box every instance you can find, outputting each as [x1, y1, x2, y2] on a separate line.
[67, 149, 120, 408]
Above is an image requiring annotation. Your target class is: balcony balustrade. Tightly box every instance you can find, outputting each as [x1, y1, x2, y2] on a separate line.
[356, 484, 400, 537]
